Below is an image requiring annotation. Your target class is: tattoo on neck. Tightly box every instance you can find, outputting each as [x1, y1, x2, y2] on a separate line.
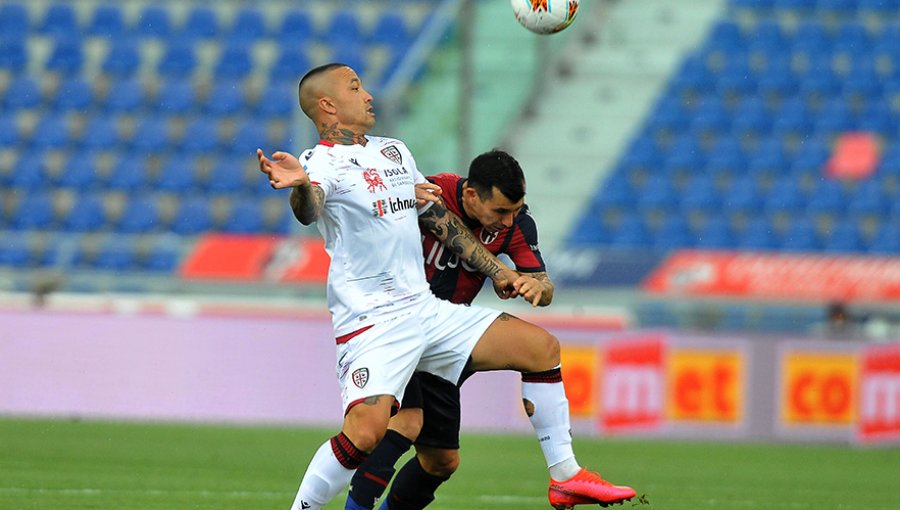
[320, 122, 367, 146]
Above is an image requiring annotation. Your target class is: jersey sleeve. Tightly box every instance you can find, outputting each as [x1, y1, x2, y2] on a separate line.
[506, 209, 546, 273]
[300, 149, 333, 198]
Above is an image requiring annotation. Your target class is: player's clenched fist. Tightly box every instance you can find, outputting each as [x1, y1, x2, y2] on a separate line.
[257, 148, 310, 189]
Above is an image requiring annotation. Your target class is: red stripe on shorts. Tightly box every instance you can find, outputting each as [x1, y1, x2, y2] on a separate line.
[336, 324, 374, 345]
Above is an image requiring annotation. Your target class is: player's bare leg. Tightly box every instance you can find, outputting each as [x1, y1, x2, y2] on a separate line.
[292, 396, 395, 510]
[469, 313, 636, 508]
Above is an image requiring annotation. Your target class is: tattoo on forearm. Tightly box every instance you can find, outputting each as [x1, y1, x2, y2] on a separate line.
[420, 204, 506, 278]
[291, 184, 324, 225]
[531, 272, 555, 306]
[320, 122, 368, 146]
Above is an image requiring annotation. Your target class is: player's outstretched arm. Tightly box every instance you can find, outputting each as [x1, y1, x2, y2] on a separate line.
[419, 202, 519, 297]
[257, 148, 323, 225]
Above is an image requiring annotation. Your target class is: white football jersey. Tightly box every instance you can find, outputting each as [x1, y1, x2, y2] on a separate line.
[301, 136, 434, 336]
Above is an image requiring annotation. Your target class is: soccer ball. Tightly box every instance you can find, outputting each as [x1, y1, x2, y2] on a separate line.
[511, 0, 579, 35]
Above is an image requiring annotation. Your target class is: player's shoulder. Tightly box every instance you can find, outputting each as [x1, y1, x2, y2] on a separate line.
[367, 135, 410, 152]
[427, 172, 462, 187]
[514, 203, 540, 231]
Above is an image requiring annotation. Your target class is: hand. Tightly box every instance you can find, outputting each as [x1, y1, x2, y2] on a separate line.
[415, 182, 443, 207]
[257, 148, 309, 189]
[491, 268, 521, 300]
[512, 274, 545, 307]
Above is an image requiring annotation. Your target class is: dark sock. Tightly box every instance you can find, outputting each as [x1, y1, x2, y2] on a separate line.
[383, 457, 449, 510]
[348, 430, 413, 508]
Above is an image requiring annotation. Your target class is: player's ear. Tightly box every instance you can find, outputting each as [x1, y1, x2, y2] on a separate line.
[319, 96, 337, 115]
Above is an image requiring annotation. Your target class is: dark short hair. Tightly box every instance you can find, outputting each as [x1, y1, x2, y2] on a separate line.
[467, 149, 526, 203]
[297, 62, 349, 105]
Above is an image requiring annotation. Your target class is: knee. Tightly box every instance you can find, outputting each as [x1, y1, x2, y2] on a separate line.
[529, 331, 560, 371]
[344, 425, 386, 453]
[389, 409, 424, 442]
[418, 450, 460, 479]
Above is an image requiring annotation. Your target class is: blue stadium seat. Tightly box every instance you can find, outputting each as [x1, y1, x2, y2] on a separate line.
[225, 8, 267, 43]
[2, 77, 42, 110]
[93, 241, 138, 271]
[806, 180, 847, 215]
[202, 82, 246, 117]
[823, 219, 864, 253]
[323, 10, 363, 46]
[653, 216, 692, 252]
[117, 196, 161, 233]
[276, 10, 315, 46]
[0, 4, 28, 41]
[62, 193, 107, 232]
[156, 78, 196, 115]
[52, 78, 94, 111]
[171, 197, 213, 235]
[695, 217, 734, 249]
[609, 214, 651, 248]
[105, 157, 151, 191]
[222, 197, 264, 233]
[0, 38, 27, 73]
[269, 47, 313, 85]
[157, 43, 197, 78]
[31, 113, 71, 149]
[87, 5, 125, 37]
[9, 192, 55, 230]
[156, 156, 200, 192]
[45, 38, 84, 73]
[208, 160, 248, 194]
[680, 180, 722, 214]
[38, 4, 78, 38]
[102, 78, 147, 113]
[370, 12, 413, 52]
[819, 0, 862, 12]
[213, 44, 253, 80]
[230, 119, 267, 155]
[256, 81, 295, 118]
[0, 234, 31, 267]
[737, 217, 778, 250]
[102, 41, 142, 78]
[181, 7, 220, 41]
[731, 97, 770, 135]
[80, 116, 121, 151]
[180, 119, 219, 153]
[0, 116, 20, 148]
[780, 218, 820, 252]
[8, 155, 48, 191]
[722, 178, 765, 217]
[636, 176, 678, 213]
[130, 116, 171, 153]
[143, 243, 180, 272]
[135, 6, 172, 38]
[56, 152, 101, 190]
[869, 223, 900, 254]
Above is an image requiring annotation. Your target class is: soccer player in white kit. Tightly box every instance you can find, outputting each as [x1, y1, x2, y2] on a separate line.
[257, 63, 635, 510]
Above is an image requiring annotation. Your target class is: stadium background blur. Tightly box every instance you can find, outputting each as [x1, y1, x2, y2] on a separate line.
[3, 0, 900, 445]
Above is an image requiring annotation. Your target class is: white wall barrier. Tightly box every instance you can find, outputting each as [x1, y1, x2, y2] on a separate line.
[3, 306, 898, 444]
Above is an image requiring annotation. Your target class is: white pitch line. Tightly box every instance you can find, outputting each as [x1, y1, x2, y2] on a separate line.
[0, 487, 289, 499]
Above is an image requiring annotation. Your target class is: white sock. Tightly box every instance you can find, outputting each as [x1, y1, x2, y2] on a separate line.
[521, 365, 581, 480]
[290, 440, 356, 510]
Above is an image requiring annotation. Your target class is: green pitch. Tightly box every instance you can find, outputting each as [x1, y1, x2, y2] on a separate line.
[1, 417, 898, 510]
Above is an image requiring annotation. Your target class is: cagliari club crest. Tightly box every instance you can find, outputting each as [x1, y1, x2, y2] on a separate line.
[352, 368, 369, 389]
[381, 145, 402, 165]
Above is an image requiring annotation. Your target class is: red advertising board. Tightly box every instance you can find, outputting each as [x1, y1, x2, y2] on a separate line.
[858, 344, 900, 442]
[644, 250, 900, 301]
[599, 336, 665, 433]
[180, 234, 328, 283]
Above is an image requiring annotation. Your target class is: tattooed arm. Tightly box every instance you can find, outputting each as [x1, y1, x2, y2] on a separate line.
[290, 184, 325, 225]
[419, 202, 519, 291]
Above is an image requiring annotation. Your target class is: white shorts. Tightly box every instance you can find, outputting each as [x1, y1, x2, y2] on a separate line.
[334, 295, 501, 415]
